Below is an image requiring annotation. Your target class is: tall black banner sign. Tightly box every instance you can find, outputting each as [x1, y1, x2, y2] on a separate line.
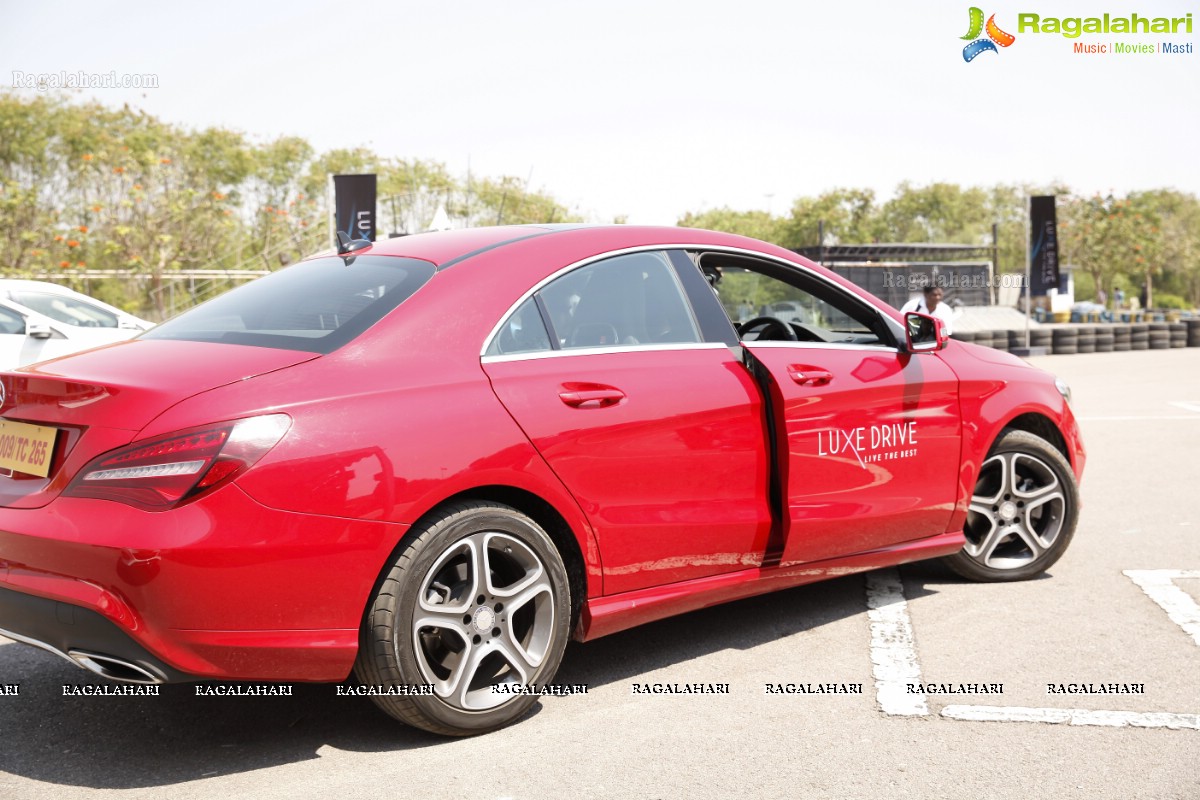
[1029, 195, 1060, 294]
[333, 174, 377, 244]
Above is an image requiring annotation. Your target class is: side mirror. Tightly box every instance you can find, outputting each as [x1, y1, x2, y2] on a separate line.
[27, 322, 54, 340]
[905, 312, 948, 352]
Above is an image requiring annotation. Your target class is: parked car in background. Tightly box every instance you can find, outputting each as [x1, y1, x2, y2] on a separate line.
[0, 280, 152, 369]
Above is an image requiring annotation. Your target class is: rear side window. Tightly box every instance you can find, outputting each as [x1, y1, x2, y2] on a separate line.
[486, 250, 702, 356]
[143, 255, 436, 353]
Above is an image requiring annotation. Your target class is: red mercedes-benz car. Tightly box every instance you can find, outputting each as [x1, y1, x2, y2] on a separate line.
[0, 225, 1083, 735]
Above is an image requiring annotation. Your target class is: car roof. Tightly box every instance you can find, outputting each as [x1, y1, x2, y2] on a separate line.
[322, 224, 800, 269]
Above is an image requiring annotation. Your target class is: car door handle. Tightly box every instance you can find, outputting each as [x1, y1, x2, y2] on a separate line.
[788, 367, 833, 386]
[558, 387, 626, 408]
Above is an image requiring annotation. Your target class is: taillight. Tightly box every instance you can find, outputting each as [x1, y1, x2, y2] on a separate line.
[65, 414, 290, 511]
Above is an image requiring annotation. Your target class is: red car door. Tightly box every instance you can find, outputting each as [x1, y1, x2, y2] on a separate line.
[687, 250, 962, 566]
[482, 250, 772, 595]
[744, 342, 961, 564]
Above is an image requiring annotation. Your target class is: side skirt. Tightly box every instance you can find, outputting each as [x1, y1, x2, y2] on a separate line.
[575, 531, 965, 641]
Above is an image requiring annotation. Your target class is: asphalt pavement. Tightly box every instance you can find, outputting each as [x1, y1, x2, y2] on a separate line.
[1, 348, 1198, 799]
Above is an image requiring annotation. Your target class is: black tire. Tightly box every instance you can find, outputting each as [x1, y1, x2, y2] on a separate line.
[1095, 337, 1114, 353]
[1149, 338, 1170, 350]
[1053, 345, 1078, 355]
[355, 501, 572, 736]
[943, 429, 1079, 582]
[952, 331, 977, 343]
[1113, 341, 1132, 351]
[1132, 339, 1149, 350]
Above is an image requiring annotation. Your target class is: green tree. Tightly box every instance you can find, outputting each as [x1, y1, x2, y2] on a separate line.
[677, 207, 784, 243]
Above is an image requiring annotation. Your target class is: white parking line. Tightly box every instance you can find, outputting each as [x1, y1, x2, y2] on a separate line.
[865, 568, 928, 716]
[942, 705, 1200, 730]
[1123, 569, 1200, 648]
[870, 569, 1200, 730]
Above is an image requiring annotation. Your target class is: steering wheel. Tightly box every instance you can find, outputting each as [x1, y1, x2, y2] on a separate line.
[737, 316, 797, 341]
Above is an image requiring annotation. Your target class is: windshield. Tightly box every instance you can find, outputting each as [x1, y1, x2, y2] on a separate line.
[143, 255, 436, 353]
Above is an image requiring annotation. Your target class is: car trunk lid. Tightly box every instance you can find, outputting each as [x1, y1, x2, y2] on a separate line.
[0, 339, 317, 508]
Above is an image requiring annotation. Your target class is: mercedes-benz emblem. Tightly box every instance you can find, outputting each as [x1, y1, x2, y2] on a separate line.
[0, 380, 6, 409]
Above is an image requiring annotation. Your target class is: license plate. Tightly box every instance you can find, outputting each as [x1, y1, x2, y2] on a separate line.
[0, 419, 60, 478]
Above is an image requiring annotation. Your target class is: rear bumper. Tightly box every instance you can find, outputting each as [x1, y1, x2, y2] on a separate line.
[0, 585, 186, 683]
[0, 484, 407, 682]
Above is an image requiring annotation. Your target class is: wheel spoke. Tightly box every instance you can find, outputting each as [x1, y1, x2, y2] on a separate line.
[410, 614, 472, 696]
[1010, 521, 1047, 558]
[466, 532, 490, 600]
[505, 577, 552, 616]
[1017, 477, 1061, 504]
[975, 454, 1007, 504]
[450, 640, 491, 708]
[964, 517, 1004, 562]
[495, 620, 543, 676]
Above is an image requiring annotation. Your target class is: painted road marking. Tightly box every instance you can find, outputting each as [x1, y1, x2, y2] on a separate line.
[1123, 569, 1200, 648]
[942, 705, 1200, 730]
[1077, 415, 1200, 421]
[868, 568, 1200, 729]
[865, 568, 927, 716]
[1168, 401, 1200, 414]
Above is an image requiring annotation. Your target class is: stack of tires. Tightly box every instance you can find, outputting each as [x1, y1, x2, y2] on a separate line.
[1189, 319, 1200, 348]
[987, 329, 1009, 352]
[1095, 326, 1115, 352]
[1130, 323, 1150, 350]
[1052, 327, 1078, 355]
[1148, 322, 1171, 350]
[1075, 326, 1096, 354]
[1169, 322, 1188, 348]
[951, 331, 976, 344]
[1112, 325, 1131, 352]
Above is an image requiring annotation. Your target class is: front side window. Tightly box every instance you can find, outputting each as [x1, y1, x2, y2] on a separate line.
[702, 254, 893, 347]
[9, 291, 118, 328]
[143, 255, 436, 353]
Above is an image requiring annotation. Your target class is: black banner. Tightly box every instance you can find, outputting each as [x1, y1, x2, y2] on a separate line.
[333, 174, 377, 245]
[1029, 195, 1059, 294]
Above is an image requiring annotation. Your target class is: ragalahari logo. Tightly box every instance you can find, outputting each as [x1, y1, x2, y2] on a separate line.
[962, 7, 1016, 61]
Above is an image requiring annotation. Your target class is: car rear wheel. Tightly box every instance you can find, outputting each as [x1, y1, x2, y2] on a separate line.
[943, 429, 1079, 582]
[355, 501, 571, 736]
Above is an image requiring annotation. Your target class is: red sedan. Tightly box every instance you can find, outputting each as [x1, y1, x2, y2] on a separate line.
[0, 225, 1084, 735]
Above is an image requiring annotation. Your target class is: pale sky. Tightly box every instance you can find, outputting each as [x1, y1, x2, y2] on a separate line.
[2, 0, 1198, 226]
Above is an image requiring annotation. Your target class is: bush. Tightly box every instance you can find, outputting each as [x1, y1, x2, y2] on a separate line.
[1154, 293, 1193, 310]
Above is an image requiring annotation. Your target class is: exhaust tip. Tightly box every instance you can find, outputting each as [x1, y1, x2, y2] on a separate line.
[68, 650, 165, 685]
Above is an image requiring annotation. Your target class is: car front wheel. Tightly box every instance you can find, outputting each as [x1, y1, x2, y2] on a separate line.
[355, 501, 571, 736]
[943, 429, 1079, 582]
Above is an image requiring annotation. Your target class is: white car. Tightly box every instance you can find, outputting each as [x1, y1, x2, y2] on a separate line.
[0, 280, 153, 370]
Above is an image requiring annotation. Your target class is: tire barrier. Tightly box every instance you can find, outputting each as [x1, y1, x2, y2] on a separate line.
[951, 320, 1199, 355]
[1076, 326, 1096, 354]
[1051, 327, 1078, 355]
[1170, 322, 1188, 348]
